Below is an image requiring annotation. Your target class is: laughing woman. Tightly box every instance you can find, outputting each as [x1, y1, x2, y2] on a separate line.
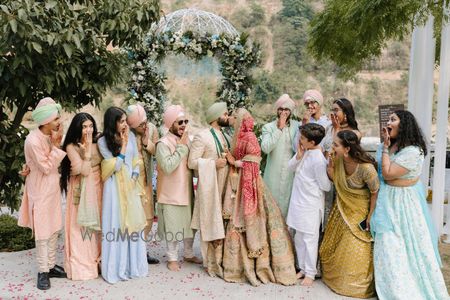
[98, 107, 148, 284]
[371, 110, 448, 299]
[61, 113, 103, 280]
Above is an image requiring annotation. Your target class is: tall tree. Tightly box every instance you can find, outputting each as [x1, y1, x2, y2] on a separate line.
[308, 0, 449, 77]
[0, 0, 160, 211]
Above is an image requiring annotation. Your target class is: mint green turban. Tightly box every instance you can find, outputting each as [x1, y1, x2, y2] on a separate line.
[32, 97, 62, 125]
[206, 102, 227, 124]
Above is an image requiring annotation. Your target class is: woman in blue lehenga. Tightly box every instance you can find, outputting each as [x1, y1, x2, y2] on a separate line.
[370, 110, 448, 300]
[98, 107, 148, 284]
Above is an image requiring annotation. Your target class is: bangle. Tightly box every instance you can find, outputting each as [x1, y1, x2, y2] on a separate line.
[118, 153, 125, 160]
[382, 148, 389, 154]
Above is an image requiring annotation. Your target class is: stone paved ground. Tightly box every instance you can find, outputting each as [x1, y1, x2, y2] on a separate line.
[0, 223, 369, 300]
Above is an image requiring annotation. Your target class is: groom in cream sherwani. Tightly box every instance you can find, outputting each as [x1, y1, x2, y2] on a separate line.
[188, 102, 233, 276]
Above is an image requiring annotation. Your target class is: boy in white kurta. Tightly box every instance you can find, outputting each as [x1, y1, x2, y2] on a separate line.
[286, 123, 331, 286]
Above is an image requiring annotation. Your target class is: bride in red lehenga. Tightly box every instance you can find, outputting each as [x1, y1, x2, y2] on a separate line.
[209, 108, 297, 286]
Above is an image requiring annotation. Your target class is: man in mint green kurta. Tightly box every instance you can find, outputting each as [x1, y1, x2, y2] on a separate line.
[261, 94, 299, 218]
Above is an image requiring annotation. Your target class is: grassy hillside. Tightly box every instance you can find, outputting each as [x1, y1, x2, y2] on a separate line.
[156, 0, 413, 137]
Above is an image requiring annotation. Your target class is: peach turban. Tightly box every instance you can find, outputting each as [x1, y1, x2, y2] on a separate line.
[32, 97, 62, 126]
[303, 89, 323, 106]
[126, 104, 147, 128]
[275, 94, 295, 111]
[163, 105, 185, 129]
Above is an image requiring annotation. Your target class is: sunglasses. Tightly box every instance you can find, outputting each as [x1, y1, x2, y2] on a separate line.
[177, 119, 189, 126]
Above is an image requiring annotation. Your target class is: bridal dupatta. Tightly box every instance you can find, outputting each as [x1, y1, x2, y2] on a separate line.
[220, 108, 296, 286]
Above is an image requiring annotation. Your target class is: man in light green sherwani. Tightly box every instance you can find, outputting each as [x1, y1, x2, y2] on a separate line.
[261, 94, 299, 218]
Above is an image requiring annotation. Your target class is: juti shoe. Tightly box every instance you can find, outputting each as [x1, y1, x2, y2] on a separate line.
[37, 272, 50, 290]
[48, 265, 67, 278]
[147, 253, 160, 264]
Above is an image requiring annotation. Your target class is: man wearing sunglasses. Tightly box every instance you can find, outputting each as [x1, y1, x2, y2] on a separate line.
[261, 94, 300, 218]
[126, 104, 160, 265]
[188, 102, 232, 274]
[155, 105, 202, 271]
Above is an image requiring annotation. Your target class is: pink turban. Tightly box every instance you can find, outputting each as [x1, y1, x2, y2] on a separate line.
[275, 94, 295, 111]
[31, 97, 62, 126]
[126, 104, 147, 128]
[163, 105, 185, 129]
[303, 89, 323, 106]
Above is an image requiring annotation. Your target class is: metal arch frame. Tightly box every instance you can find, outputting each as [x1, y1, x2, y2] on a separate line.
[154, 8, 239, 37]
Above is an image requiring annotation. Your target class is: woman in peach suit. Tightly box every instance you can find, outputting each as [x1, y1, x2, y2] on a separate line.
[60, 113, 103, 280]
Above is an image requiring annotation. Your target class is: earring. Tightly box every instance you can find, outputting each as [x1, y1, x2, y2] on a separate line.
[344, 152, 348, 158]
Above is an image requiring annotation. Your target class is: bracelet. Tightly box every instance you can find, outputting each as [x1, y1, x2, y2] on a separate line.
[118, 153, 125, 160]
[382, 148, 389, 154]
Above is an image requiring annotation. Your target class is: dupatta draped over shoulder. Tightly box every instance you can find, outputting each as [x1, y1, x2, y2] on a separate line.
[333, 156, 373, 242]
[101, 156, 146, 233]
[218, 108, 296, 286]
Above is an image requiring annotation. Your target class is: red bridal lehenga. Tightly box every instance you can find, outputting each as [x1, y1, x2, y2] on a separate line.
[208, 108, 297, 286]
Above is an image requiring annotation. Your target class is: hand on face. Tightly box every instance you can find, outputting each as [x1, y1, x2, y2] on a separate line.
[51, 123, 63, 147]
[178, 127, 189, 145]
[79, 130, 93, 152]
[330, 113, 340, 130]
[382, 127, 391, 148]
[277, 109, 289, 129]
[143, 125, 150, 142]
[120, 124, 129, 144]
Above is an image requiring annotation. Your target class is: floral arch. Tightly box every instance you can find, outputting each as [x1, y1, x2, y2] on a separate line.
[128, 8, 261, 125]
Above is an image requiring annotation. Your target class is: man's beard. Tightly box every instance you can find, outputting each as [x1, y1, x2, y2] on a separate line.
[170, 127, 182, 137]
[217, 117, 229, 127]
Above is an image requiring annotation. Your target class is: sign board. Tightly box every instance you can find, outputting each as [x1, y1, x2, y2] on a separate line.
[378, 104, 404, 141]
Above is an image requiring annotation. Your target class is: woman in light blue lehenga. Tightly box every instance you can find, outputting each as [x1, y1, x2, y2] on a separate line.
[98, 107, 148, 284]
[370, 110, 448, 300]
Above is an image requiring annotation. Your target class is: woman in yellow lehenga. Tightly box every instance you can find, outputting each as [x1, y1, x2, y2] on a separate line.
[320, 130, 379, 298]
[216, 108, 297, 286]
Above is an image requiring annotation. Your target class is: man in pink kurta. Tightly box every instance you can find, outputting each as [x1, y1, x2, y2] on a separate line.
[18, 97, 67, 290]
[126, 104, 160, 265]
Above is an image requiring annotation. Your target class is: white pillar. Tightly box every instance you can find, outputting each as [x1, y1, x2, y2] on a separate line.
[407, 16, 435, 187]
[434, 6, 450, 237]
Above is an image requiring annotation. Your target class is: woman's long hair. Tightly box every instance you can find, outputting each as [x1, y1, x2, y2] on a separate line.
[60, 113, 98, 193]
[393, 110, 428, 156]
[103, 106, 126, 157]
[338, 130, 376, 168]
[334, 98, 359, 130]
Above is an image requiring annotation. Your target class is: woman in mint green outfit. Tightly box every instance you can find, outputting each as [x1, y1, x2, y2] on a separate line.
[370, 110, 448, 300]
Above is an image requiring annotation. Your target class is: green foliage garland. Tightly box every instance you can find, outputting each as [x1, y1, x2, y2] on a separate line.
[129, 30, 261, 125]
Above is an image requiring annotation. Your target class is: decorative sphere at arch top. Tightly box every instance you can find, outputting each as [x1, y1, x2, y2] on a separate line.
[154, 8, 240, 37]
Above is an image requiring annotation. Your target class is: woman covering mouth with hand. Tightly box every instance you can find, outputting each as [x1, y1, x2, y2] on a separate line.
[370, 110, 448, 299]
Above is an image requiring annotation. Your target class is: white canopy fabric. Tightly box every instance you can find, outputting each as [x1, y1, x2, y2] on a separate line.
[434, 7, 450, 238]
[409, 7, 450, 237]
